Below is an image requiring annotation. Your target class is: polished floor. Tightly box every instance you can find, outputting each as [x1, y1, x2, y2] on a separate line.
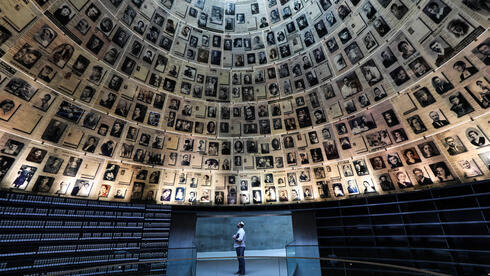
[196, 249, 288, 276]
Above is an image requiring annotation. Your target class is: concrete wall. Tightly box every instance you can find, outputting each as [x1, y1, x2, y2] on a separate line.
[167, 212, 197, 276]
[195, 215, 293, 252]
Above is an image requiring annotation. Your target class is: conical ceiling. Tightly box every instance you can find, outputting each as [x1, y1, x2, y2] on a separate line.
[0, 0, 488, 205]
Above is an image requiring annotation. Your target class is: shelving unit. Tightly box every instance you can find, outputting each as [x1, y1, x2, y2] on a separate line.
[0, 191, 170, 275]
[314, 181, 490, 275]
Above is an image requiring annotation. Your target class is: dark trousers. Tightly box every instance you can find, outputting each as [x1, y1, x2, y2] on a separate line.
[235, 247, 245, 274]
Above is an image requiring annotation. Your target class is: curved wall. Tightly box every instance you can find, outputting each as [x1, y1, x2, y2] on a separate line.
[0, 0, 488, 206]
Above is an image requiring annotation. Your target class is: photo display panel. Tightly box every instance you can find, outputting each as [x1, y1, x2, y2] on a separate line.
[0, 0, 487, 205]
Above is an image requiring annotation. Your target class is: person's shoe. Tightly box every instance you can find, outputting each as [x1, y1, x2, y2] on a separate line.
[234, 272, 240, 274]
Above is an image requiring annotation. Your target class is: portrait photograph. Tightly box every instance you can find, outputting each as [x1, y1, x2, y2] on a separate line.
[425, 37, 454, 67]
[56, 101, 84, 123]
[417, 141, 441, 158]
[0, 96, 20, 121]
[34, 25, 57, 48]
[333, 183, 345, 197]
[423, 0, 452, 24]
[429, 161, 455, 182]
[413, 87, 436, 107]
[382, 109, 399, 127]
[37, 65, 57, 83]
[63, 156, 82, 177]
[4, 78, 38, 102]
[1, 139, 24, 156]
[440, 135, 467, 155]
[445, 16, 473, 42]
[407, 115, 427, 134]
[41, 119, 68, 143]
[26, 147, 47, 163]
[391, 128, 408, 143]
[446, 91, 474, 117]
[458, 159, 483, 178]
[431, 73, 454, 95]
[360, 59, 383, 86]
[465, 126, 488, 147]
[389, 66, 411, 86]
[42, 156, 63, 174]
[472, 38, 490, 65]
[353, 159, 369, 176]
[370, 156, 386, 170]
[13, 43, 42, 69]
[377, 173, 395, 191]
[71, 179, 93, 197]
[393, 170, 413, 189]
[387, 153, 403, 169]
[12, 165, 37, 190]
[348, 114, 377, 135]
[50, 43, 75, 69]
[452, 58, 478, 83]
[464, 77, 490, 109]
[31, 175, 55, 193]
[428, 109, 450, 129]
[409, 57, 432, 78]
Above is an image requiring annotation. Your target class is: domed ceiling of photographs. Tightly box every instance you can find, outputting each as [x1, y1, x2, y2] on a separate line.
[0, 0, 488, 205]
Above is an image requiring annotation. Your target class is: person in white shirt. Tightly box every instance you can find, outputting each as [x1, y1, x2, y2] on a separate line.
[233, 221, 246, 275]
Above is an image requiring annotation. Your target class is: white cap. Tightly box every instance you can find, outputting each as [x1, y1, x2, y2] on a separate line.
[238, 221, 245, 226]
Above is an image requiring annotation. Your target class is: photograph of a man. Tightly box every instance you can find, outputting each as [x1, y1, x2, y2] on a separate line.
[233, 221, 246, 275]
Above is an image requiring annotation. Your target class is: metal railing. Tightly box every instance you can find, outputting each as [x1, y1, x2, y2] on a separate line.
[44, 255, 450, 276]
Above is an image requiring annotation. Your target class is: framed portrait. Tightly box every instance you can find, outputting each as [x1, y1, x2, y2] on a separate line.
[366, 130, 392, 148]
[417, 141, 441, 159]
[25, 147, 47, 164]
[407, 115, 427, 134]
[429, 161, 455, 182]
[42, 156, 63, 174]
[31, 175, 54, 193]
[440, 135, 467, 156]
[427, 109, 449, 129]
[4, 78, 38, 102]
[464, 77, 489, 109]
[465, 126, 488, 147]
[71, 179, 93, 197]
[458, 159, 483, 178]
[413, 87, 436, 107]
[0, 139, 24, 156]
[41, 119, 68, 143]
[13, 43, 42, 69]
[0, 96, 19, 121]
[56, 101, 84, 123]
[386, 153, 403, 169]
[63, 156, 82, 177]
[446, 91, 474, 118]
[370, 156, 386, 170]
[11, 165, 37, 190]
[377, 174, 395, 191]
[422, 0, 451, 24]
[34, 25, 57, 48]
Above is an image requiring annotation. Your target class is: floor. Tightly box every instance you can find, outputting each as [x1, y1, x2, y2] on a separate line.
[196, 249, 288, 276]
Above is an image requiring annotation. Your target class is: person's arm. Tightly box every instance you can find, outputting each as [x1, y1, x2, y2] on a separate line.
[234, 230, 243, 242]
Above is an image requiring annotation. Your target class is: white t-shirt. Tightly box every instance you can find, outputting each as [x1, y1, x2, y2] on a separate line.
[233, 228, 246, 248]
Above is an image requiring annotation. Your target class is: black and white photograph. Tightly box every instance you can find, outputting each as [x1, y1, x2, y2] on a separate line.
[5, 78, 38, 102]
[12, 165, 37, 190]
[447, 91, 474, 117]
